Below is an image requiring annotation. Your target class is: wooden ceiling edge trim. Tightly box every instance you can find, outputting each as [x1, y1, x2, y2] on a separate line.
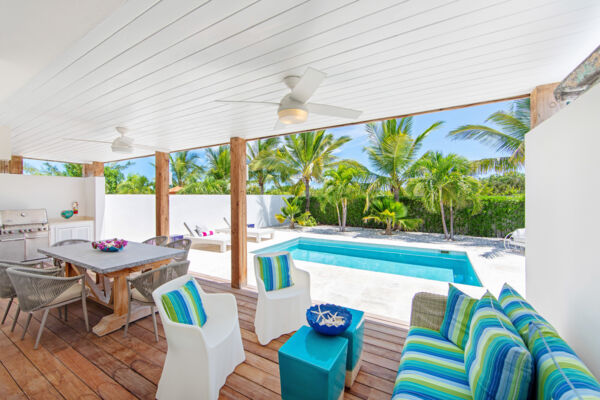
[21, 92, 529, 164]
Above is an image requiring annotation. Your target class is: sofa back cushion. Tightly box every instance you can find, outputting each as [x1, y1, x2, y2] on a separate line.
[499, 283, 554, 342]
[464, 292, 534, 400]
[256, 254, 293, 291]
[440, 284, 477, 350]
[528, 322, 600, 400]
[161, 279, 207, 327]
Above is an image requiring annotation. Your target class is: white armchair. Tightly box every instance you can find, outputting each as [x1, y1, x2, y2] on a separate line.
[152, 275, 245, 400]
[253, 251, 311, 345]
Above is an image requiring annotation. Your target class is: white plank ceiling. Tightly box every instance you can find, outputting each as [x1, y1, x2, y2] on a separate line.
[1, 0, 599, 163]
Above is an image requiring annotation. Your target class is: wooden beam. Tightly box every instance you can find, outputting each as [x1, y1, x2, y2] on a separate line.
[230, 137, 247, 289]
[530, 83, 564, 128]
[83, 162, 104, 177]
[8, 156, 23, 174]
[155, 151, 169, 237]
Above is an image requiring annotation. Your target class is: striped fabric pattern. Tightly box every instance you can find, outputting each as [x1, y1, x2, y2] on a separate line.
[528, 322, 600, 400]
[498, 283, 554, 342]
[161, 280, 207, 327]
[464, 292, 533, 400]
[393, 327, 472, 400]
[256, 254, 293, 291]
[440, 284, 477, 350]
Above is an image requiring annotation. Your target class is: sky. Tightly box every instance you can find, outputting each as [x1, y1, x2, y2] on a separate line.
[25, 99, 516, 179]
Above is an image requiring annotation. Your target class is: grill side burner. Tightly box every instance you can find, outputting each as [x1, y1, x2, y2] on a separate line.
[0, 209, 49, 262]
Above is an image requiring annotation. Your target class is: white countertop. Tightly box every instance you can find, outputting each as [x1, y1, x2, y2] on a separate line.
[48, 216, 94, 224]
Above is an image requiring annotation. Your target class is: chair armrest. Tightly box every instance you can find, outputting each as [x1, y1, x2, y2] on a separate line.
[201, 292, 238, 315]
[409, 292, 447, 331]
[292, 266, 310, 288]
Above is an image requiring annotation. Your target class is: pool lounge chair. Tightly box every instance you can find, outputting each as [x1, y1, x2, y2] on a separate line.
[183, 223, 230, 252]
[218, 217, 275, 242]
[504, 228, 526, 250]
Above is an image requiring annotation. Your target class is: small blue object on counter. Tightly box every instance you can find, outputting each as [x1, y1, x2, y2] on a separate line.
[306, 304, 352, 336]
[279, 326, 347, 400]
[60, 210, 74, 219]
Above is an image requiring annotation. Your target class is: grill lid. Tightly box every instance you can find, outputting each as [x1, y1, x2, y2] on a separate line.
[0, 209, 48, 227]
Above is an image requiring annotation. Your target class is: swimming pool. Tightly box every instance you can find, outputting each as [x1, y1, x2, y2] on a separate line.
[253, 237, 481, 286]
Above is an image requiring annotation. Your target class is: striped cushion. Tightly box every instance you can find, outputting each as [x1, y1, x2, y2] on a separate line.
[440, 284, 477, 350]
[498, 283, 554, 342]
[161, 280, 207, 327]
[393, 327, 472, 400]
[256, 254, 293, 291]
[528, 322, 600, 400]
[464, 292, 534, 400]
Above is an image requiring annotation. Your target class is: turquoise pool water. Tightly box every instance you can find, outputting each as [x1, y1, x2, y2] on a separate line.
[253, 237, 481, 286]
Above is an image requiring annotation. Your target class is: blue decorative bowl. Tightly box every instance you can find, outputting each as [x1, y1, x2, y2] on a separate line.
[61, 210, 74, 219]
[306, 304, 352, 336]
[100, 246, 120, 252]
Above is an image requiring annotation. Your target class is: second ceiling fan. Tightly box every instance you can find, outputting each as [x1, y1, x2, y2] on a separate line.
[217, 67, 362, 129]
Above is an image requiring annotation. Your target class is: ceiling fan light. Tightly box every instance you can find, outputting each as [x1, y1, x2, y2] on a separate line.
[278, 108, 308, 124]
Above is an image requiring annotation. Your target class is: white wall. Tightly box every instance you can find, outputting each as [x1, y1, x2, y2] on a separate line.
[103, 194, 285, 241]
[526, 83, 600, 377]
[0, 174, 98, 219]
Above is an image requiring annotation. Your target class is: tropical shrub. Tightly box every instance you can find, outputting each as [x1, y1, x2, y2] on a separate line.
[275, 197, 302, 229]
[362, 197, 421, 235]
[297, 211, 317, 227]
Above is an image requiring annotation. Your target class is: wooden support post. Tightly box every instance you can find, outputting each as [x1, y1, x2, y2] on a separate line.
[530, 83, 564, 128]
[83, 162, 104, 177]
[155, 151, 170, 237]
[230, 137, 247, 289]
[7, 156, 23, 174]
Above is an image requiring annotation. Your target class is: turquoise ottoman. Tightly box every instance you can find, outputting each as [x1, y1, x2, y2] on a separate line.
[340, 308, 365, 387]
[278, 326, 348, 400]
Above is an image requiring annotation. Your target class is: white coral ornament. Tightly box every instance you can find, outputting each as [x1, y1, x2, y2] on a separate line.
[310, 305, 346, 327]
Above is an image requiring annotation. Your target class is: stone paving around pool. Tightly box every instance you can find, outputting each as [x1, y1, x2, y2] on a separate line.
[186, 226, 525, 323]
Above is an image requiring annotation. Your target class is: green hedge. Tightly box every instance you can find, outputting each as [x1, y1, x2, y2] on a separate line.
[298, 195, 524, 238]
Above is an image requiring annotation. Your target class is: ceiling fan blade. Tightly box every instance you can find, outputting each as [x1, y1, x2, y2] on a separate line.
[289, 67, 326, 103]
[133, 143, 171, 153]
[215, 100, 279, 107]
[64, 138, 113, 145]
[306, 103, 362, 119]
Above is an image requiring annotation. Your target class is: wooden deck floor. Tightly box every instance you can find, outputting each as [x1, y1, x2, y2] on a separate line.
[0, 274, 407, 399]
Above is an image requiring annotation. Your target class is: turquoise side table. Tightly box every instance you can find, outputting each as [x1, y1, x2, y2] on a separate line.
[340, 308, 365, 387]
[278, 326, 348, 400]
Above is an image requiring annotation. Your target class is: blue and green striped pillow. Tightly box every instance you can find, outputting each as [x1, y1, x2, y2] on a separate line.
[464, 291, 534, 400]
[256, 254, 293, 291]
[161, 280, 207, 327]
[528, 322, 600, 400]
[499, 283, 554, 342]
[440, 284, 477, 349]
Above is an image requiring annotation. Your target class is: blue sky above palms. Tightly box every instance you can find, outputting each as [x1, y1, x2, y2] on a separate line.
[26, 100, 516, 178]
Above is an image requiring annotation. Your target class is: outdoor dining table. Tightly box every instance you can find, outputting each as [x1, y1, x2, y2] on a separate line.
[38, 241, 185, 336]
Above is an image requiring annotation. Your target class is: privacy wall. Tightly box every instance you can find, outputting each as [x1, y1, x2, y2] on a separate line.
[103, 194, 285, 241]
[526, 83, 600, 377]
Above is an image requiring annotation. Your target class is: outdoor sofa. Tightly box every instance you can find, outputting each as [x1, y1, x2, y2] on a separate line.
[393, 285, 600, 399]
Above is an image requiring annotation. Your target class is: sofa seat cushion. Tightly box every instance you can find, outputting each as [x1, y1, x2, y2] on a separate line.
[393, 327, 472, 400]
[465, 292, 533, 400]
[498, 283, 554, 342]
[528, 322, 600, 400]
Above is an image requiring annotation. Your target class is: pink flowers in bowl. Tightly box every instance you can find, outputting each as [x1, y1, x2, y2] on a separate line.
[92, 238, 128, 252]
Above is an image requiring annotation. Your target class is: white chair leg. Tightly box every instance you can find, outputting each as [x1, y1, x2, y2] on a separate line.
[35, 309, 50, 349]
[21, 313, 33, 340]
[124, 300, 132, 337]
[1, 296, 13, 324]
[10, 306, 20, 332]
[151, 306, 159, 342]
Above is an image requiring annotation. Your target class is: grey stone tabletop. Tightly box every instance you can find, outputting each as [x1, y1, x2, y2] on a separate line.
[38, 242, 186, 274]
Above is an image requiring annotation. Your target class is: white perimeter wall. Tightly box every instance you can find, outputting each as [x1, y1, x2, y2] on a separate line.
[0, 174, 100, 219]
[526, 83, 600, 376]
[103, 194, 285, 241]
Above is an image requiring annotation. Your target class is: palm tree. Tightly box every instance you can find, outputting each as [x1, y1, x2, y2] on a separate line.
[275, 197, 302, 229]
[169, 151, 203, 187]
[254, 130, 351, 211]
[205, 145, 230, 180]
[364, 117, 444, 201]
[447, 98, 529, 173]
[362, 197, 421, 235]
[321, 164, 365, 232]
[407, 152, 474, 239]
[247, 137, 280, 194]
[179, 176, 229, 194]
[116, 174, 154, 194]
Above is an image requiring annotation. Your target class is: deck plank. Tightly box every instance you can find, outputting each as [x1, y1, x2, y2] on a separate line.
[0, 275, 407, 399]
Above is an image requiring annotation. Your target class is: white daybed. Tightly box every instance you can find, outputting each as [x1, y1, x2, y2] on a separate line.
[183, 223, 231, 252]
[217, 218, 276, 243]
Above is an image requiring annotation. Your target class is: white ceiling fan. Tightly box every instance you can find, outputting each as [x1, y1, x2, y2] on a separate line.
[217, 67, 363, 129]
[64, 127, 169, 154]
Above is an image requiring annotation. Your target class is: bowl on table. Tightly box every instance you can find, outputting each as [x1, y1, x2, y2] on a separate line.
[92, 239, 128, 252]
[306, 304, 352, 336]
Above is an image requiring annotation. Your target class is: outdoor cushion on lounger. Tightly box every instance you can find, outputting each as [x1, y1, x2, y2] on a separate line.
[392, 327, 472, 400]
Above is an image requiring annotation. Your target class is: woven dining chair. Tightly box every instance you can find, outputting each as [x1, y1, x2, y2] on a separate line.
[142, 236, 169, 246]
[124, 260, 190, 341]
[7, 266, 89, 349]
[165, 239, 192, 261]
[0, 260, 45, 326]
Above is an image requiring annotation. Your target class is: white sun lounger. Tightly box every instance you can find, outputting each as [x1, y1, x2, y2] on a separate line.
[183, 222, 231, 252]
[218, 218, 276, 242]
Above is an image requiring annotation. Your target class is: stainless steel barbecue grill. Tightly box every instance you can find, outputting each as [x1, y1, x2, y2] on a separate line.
[0, 209, 49, 262]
